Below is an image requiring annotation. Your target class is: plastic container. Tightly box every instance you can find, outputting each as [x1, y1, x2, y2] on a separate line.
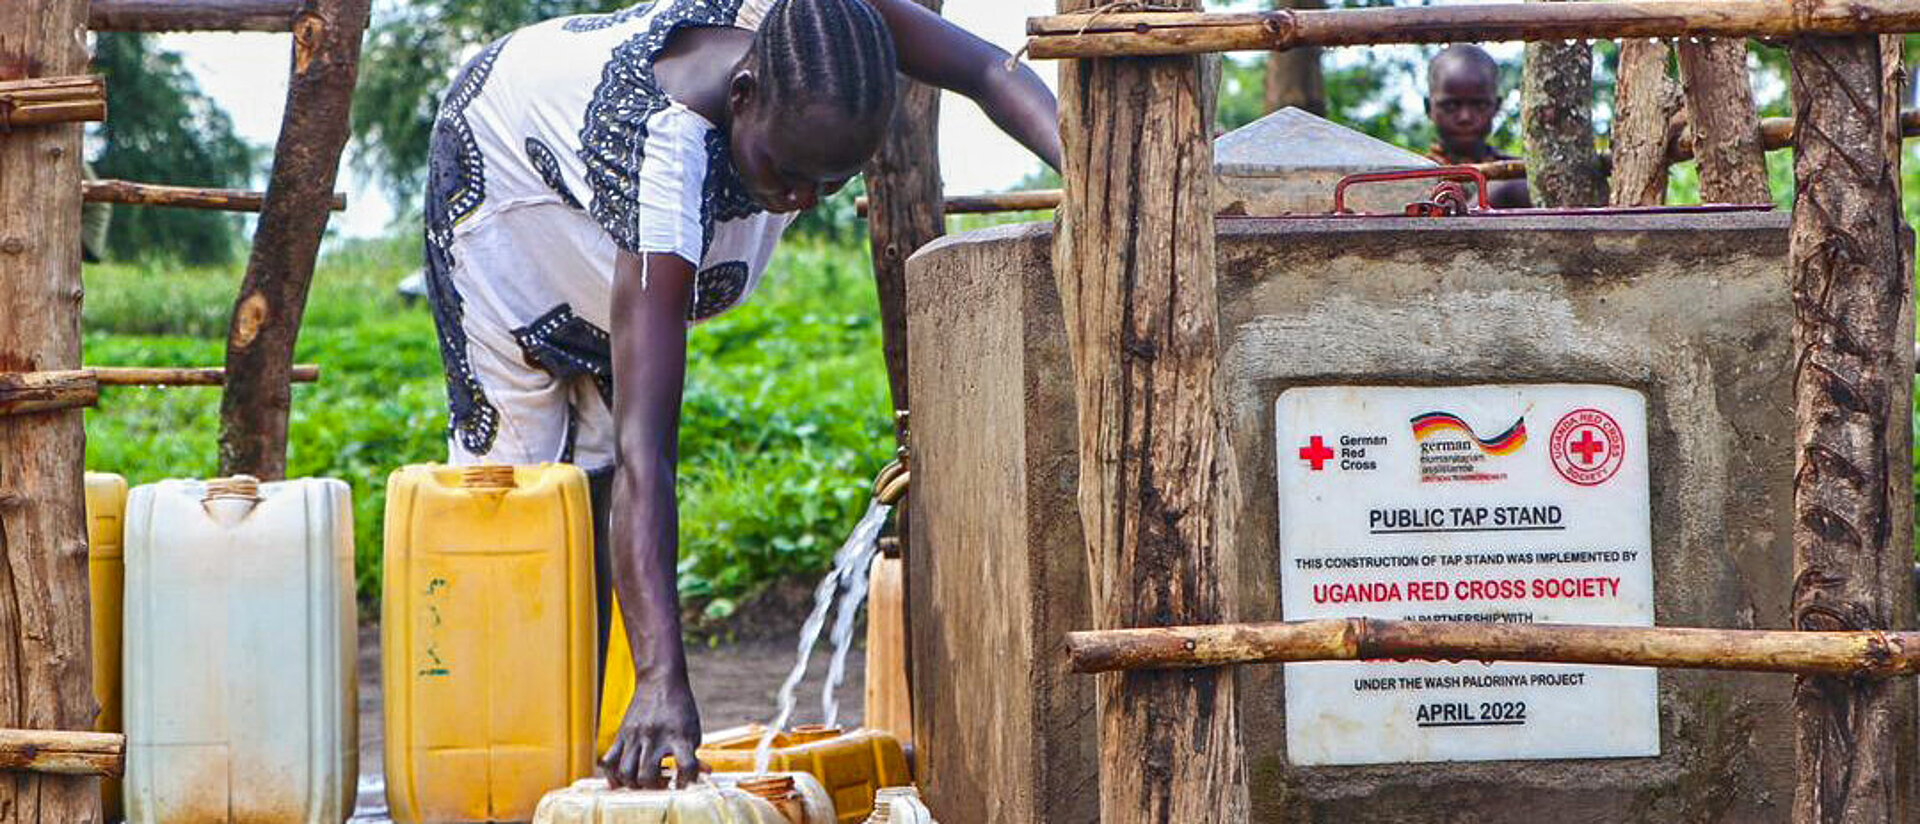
[122, 475, 357, 823]
[598, 599, 637, 757]
[84, 472, 126, 821]
[533, 774, 833, 824]
[699, 727, 910, 823]
[383, 463, 597, 822]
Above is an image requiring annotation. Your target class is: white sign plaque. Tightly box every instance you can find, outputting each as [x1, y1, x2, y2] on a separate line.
[1276, 384, 1658, 766]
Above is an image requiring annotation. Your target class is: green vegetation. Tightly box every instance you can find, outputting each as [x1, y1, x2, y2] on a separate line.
[82, 233, 891, 612]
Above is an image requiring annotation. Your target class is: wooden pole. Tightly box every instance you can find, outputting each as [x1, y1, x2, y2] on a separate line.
[856, 188, 1063, 216]
[1788, 32, 1918, 823]
[1676, 35, 1769, 202]
[0, 77, 106, 128]
[860, 0, 941, 746]
[217, 0, 368, 479]
[83, 180, 345, 212]
[1066, 619, 1920, 677]
[87, 0, 304, 31]
[863, 0, 943, 449]
[893, 109, 1920, 218]
[0, 372, 98, 417]
[1609, 39, 1684, 206]
[0, 367, 317, 417]
[0, 730, 123, 777]
[1521, 3, 1607, 207]
[1055, 0, 1245, 818]
[92, 365, 320, 385]
[0, 0, 101, 818]
[1024, 2, 1920, 59]
[1263, 0, 1327, 115]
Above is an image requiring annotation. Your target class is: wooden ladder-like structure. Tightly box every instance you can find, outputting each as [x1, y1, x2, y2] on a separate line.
[0, 0, 366, 819]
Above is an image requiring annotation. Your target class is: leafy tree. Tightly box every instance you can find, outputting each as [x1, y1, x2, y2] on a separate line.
[91, 33, 257, 265]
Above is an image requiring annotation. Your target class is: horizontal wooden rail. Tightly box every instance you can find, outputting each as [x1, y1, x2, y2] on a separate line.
[1067, 619, 1920, 677]
[0, 76, 106, 128]
[0, 729, 124, 777]
[891, 110, 1920, 214]
[84, 180, 346, 213]
[1027, 1, 1920, 59]
[88, 0, 305, 31]
[0, 366, 321, 416]
[0, 371, 99, 416]
[855, 188, 1064, 217]
[91, 365, 321, 386]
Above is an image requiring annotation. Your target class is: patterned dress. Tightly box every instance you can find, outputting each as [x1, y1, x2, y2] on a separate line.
[424, 0, 794, 470]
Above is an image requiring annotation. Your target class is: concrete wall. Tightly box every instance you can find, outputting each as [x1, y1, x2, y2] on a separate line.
[906, 211, 1797, 822]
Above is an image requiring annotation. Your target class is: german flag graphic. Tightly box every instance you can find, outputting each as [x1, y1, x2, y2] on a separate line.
[1409, 411, 1528, 455]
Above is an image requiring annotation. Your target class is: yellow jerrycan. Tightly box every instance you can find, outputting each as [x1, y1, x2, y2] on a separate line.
[533, 774, 834, 824]
[384, 463, 598, 822]
[83, 472, 127, 821]
[698, 727, 911, 823]
[598, 602, 638, 755]
[122, 476, 358, 823]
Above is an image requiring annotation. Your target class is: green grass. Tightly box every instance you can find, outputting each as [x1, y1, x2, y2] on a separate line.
[82, 232, 893, 612]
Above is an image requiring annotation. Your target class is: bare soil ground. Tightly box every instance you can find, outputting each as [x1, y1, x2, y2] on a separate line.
[350, 617, 866, 821]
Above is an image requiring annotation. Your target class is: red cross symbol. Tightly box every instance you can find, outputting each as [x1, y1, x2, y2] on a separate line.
[1569, 428, 1606, 466]
[1299, 436, 1335, 471]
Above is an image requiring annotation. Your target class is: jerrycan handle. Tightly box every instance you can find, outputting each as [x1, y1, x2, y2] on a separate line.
[203, 475, 262, 502]
[202, 475, 262, 526]
[461, 465, 518, 490]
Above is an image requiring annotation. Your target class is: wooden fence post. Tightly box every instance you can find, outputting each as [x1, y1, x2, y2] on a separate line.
[1264, 0, 1328, 115]
[1609, 39, 1683, 206]
[0, 0, 102, 819]
[860, 0, 943, 748]
[217, 0, 368, 479]
[1788, 33, 1919, 824]
[1521, 1, 1607, 206]
[863, 0, 943, 449]
[1677, 36, 1768, 202]
[1053, 0, 1246, 819]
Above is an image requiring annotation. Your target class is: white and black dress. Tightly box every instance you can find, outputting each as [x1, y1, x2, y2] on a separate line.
[424, 0, 795, 471]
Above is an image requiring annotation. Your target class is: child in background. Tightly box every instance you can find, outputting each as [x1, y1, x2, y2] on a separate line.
[1424, 44, 1531, 209]
[422, 0, 1060, 790]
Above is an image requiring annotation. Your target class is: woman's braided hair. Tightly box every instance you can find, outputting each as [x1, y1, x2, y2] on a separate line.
[750, 0, 898, 126]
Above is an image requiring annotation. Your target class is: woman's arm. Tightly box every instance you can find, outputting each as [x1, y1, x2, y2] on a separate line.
[865, 0, 1062, 171]
[600, 250, 703, 789]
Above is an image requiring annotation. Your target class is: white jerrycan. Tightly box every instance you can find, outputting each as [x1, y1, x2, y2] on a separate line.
[123, 476, 358, 823]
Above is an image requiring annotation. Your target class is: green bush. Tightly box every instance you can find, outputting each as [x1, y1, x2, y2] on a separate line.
[83, 234, 892, 611]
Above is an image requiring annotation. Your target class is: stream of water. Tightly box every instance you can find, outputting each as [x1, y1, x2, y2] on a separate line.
[755, 499, 892, 773]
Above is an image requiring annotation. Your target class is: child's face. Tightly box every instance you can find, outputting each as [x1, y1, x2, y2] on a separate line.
[730, 99, 875, 214]
[1427, 67, 1498, 153]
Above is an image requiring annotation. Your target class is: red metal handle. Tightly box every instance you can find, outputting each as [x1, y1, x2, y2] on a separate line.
[1333, 166, 1493, 215]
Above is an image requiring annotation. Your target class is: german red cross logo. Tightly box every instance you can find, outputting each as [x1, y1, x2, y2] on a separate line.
[1549, 408, 1625, 486]
[1299, 436, 1335, 471]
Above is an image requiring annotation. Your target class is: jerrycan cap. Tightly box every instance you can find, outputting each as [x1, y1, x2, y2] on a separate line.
[735, 776, 807, 824]
[203, 475, 262, 502]
[461, 464, 518, 490]
[784, 724, 842, 744]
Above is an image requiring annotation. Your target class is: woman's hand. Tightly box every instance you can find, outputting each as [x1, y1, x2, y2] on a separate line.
[601, 669, 703, 789]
